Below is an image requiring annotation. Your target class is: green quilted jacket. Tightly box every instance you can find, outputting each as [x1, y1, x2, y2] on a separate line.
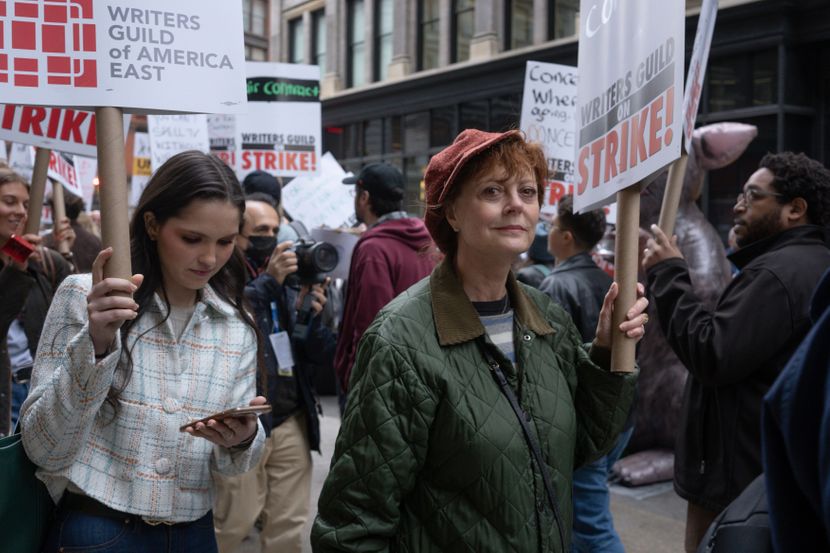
[312, 261, 637, 552]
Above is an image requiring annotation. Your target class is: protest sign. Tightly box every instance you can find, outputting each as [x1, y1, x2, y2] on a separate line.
[658, 0, 717, 236]
[48, 150, 81, 198]
[236, 62, 321, 179]
[0, 0, 247, 114]
[129, 131, 151, 207]
[575, 0, 684, 213]
[519, 61, 578, 214]
[683, 0, 718, 151]
[282, 152, 355, 230]
[74, 155, 98, 211]
[8, 142, 34, 183]
[0, 105, 98, 156]
[147, 114, 209, 170]
[207, 114, 237, 169]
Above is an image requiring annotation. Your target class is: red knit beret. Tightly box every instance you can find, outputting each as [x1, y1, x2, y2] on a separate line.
[423, 129, 521, 243]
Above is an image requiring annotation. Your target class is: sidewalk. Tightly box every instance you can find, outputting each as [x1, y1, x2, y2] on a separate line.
[237, 396, 686, 553]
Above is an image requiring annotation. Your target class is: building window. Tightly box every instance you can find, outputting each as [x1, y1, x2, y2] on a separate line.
[452, 0, 474, 63]
[375, 0, 394, 81]
[706, 50, 778, 113]
[243, 0, 268, 60]
[506, 0, 533, 50]
[289, 18, 304, 64]
[245, 45, 268, 61]
[348, 0, 366, 87]
[312, 10, 326, 70]
[244, 0, 268, 35]
[548, 0, 579, 40]
[418, 0, 440, 71]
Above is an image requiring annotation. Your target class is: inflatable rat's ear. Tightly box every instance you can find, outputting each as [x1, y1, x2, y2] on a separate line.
[692, 122, 758, 171]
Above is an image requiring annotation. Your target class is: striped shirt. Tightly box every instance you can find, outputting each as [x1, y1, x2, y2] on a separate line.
[479, 311, 516, 363]
[21, 274, 265, 523]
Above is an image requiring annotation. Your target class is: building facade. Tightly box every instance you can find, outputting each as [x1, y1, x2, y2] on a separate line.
[261, 0, 829, 242]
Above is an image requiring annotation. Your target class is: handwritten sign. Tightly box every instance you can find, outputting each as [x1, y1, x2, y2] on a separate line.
[147, 114, 209, 170]
[281, 152, 355, 229]
[520, 61, 578, 214]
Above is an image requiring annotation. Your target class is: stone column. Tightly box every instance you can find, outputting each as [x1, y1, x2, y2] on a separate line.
[533, 0, 548, 44]
[388, 0, 412, 80]
[303, 10, 313, 64]
[438, 0, 451, 66]
[470, 0, 500, 60]
[321, 0, 344, 96]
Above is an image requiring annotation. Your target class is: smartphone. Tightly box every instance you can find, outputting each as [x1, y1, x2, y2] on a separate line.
[1, 234, 35, 264]
[179, 404, 272, 432]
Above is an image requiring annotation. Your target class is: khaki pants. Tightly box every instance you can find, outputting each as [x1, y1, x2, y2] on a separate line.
[684, 500, 719, 553]
[214, 413, 312, 553]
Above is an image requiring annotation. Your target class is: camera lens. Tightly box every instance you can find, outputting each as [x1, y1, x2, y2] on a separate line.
[311, 242, 338, 273]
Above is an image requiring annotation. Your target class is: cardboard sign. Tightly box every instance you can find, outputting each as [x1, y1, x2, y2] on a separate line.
[48, 151, 81, 197]
[74, 155, 97, 211]
[207, 114, 237, 168]
[574, 0, 684, 212]
[0, 0, 247, 114]
[147, 114, 209, 171]
[0, 104, 100, 156]
[281, 152, 355, 229]
[683, 0, 718, 151]
[236, 62, 321, 179]
[129, 131, 151, 207]
[519, 61, 578, 215]
[7, 142, 34, 183]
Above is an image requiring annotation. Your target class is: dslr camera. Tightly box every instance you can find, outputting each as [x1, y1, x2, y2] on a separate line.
[292, 237, 339, 285]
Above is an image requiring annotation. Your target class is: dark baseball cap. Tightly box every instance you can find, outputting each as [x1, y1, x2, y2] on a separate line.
[342, 163, 405, 200]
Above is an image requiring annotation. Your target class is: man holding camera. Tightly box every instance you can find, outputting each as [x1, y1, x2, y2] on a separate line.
[214, 193, 335, 553]
[335, 163, 436, 396]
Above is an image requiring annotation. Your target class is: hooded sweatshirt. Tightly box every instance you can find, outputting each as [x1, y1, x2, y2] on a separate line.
[334, 217, 436, 391]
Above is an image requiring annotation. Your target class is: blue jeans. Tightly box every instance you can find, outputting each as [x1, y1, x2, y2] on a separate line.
[42, 506, 218, 553]
[10, 379, 29, 431]
[572, 426, 634, 553]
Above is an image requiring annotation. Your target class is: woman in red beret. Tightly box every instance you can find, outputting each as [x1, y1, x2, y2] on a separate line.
[312, 129, 646, 552]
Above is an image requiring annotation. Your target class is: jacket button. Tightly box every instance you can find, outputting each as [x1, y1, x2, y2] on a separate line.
[523, 333, 532, 342]
[154, 458, 171, 475]
[163, 398, 180, 413]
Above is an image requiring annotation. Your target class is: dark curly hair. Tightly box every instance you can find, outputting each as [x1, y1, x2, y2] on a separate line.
[760, 152, 830, 226]
[556, 194, 607, 251]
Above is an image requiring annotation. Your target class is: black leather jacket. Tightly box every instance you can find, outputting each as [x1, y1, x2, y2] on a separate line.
[647, 225, 830, 512]
[539, 252, 612, 343]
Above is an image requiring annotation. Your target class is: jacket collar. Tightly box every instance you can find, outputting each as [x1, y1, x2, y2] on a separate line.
[552, 251, 597, 274]
[146, 284, 236, 319]
[728, 225, 829, 270]
[430, 260, 555, 346]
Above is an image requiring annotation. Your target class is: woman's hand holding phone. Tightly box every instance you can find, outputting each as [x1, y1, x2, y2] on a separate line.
[182, 395, 268, 449]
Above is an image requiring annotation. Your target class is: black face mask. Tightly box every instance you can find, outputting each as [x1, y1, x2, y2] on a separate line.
[245, 235, 277, 268]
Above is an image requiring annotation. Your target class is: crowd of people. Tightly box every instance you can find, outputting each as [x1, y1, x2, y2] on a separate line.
[1, 133, 829, 553]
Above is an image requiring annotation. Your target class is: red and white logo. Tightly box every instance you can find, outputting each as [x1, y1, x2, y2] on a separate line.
[0, 0, 97, 87]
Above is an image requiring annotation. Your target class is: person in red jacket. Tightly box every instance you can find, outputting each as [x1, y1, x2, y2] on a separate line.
[334, 163, 437, 396]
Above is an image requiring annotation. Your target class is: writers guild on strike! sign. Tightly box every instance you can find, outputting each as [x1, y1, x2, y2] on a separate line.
[577, 37, 678, 194]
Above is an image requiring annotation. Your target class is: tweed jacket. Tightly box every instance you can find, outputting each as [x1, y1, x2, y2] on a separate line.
[21, 274, 265, 523]
[312, 261, 636, 552]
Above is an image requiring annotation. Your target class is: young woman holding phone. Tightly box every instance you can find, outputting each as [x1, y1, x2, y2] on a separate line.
[21, 151, 266, 553]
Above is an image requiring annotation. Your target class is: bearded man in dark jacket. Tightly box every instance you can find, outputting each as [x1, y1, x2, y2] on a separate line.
[642, 152, 830, 553]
